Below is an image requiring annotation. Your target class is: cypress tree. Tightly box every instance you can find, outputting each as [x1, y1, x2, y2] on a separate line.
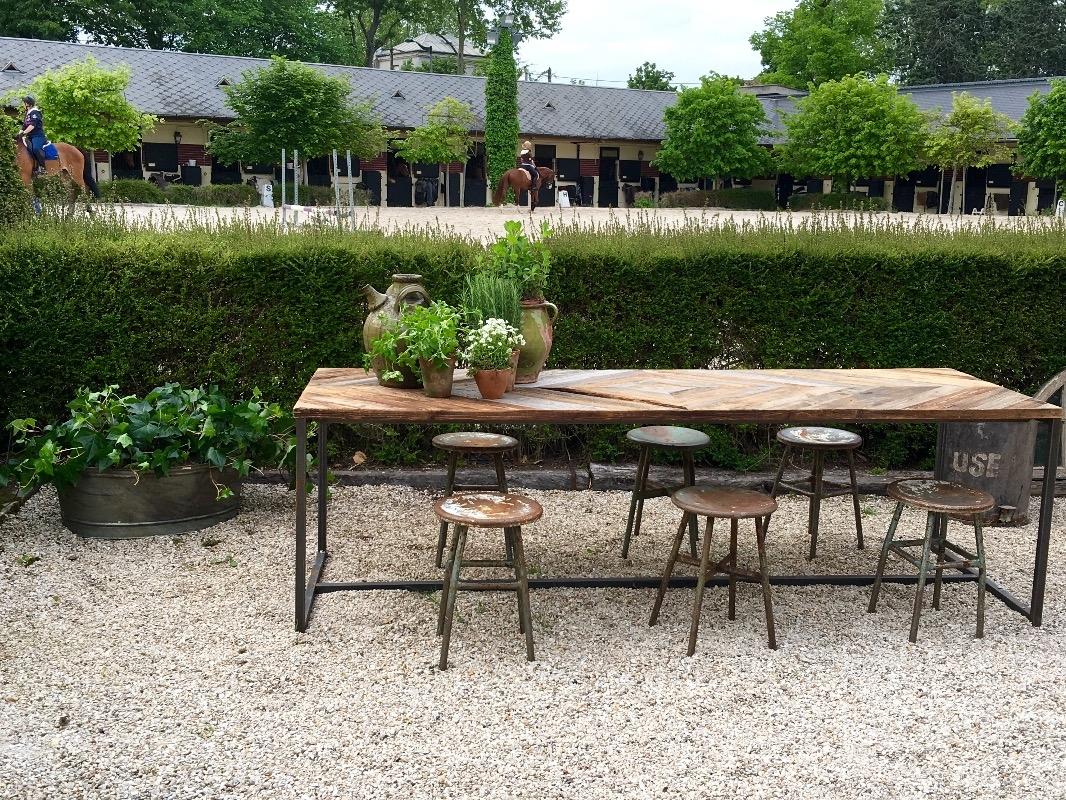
[484, 28, 519, 200]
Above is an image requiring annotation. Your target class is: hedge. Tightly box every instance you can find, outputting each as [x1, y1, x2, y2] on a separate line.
[102, 179, 260, 206]
[657, 188, 779, 210]
[2, 217, 1065, 467]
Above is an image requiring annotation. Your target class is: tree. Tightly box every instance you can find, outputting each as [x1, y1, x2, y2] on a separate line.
[400, 56, 461, 73]
[749, 0, 887, 89]
[881, 0, 989, 84]
[927, 92, 1014, 214]
[1016, 79, 1066, 202]
[332, 0, 421, 68]
[779, 74, 929, 188]
[76, 0, 188, 49]
[484, 28, 519, 198]
[0, 117, 32, 225]
[205, 57, 388, 176]
[627, 62, 675, 91]
[652, 76, 770, 183]
[985, 0, 1066, 79]
[14, 57, 157, 153]
[392, 97, 476, 205]
[0, 0, 78, 41]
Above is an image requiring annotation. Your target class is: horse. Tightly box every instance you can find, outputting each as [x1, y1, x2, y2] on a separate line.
[491, 166, 556, 211]
[15, 139, 91, 215]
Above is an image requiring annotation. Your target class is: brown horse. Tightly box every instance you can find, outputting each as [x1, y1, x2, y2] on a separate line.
[492, 166, 555, 211]
[15, 139, 89, 214]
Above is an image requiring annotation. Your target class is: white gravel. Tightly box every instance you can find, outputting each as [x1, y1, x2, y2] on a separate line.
[2, 484, 1065, 800]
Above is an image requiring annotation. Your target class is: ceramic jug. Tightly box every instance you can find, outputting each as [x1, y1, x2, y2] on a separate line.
[361, 274, 431, 388]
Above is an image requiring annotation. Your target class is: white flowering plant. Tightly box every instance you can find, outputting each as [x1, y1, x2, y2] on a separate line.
[460, 318, 525, 373]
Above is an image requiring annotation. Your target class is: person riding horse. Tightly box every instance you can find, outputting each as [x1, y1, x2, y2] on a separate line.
[16, 95, 47, 176]
[518, 140, 539, 195]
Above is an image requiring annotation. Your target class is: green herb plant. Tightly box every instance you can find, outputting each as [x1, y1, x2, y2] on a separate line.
[478, 219, 553, 300]
[461, 270, 521, 330]
[1, 384, 300, 499]
[397, 301, 461, 370]
[362, 315, 407, 383]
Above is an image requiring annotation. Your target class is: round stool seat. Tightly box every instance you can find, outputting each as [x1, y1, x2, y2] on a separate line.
[776, 426, 862, 449]
[672, 486, 777, 519]
[432, 432, 519, 453]
[887, 479, 994, 514]
[433, 493, 543, 528]
[626, 426, 710, 449]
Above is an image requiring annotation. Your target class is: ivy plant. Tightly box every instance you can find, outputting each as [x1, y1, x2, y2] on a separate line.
[1, 384, 300, 499]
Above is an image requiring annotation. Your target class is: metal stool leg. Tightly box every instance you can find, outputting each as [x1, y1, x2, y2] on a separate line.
[755, 515, 777, 650]
[931, 513, 948, 611]
[682, 450, 699, 558]
[727, 518, 738, 621]
[649, 512, 689, 625]
[506, 527, 524, 634]
[846, 449, 864, 549]
[770, 445, 791, 498]
[511, 527, 535, 661]
[974, 516, 987, 639]
[621, 446, 651, 558]
[437, 524, 460, 636]
[687, 514, 715, 657]
[808, 450, 824, 560]
[494, 453, 514, 562]
[908, 514, 936, 644]
[436, 452, 459, 569]
[439, 526, 467, 670]
[869, 502, 904, 613]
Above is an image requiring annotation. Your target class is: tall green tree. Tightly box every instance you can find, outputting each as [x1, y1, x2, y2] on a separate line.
[76, 0, 188, 49]
[653, 76, 770, 183]
[985, 0, 1066, 79]
[779, 74, 929, 187]
[205, 57, 387, 175]
[0, 0, 78, 41]
[1016, 79, 1066, 201]
[882, 0, 988, 84]
[627, 62, 676, 91]
[332, 0, 422, 68]
[927, 92, 1014, 213]
[484, 28, 519, 197]
[393, 97, 476, 205]
[749, 0, 888, 88]
[12, 57, 158, 152]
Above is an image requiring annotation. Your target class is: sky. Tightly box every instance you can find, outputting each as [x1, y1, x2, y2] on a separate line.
[518, 0, 796, 87]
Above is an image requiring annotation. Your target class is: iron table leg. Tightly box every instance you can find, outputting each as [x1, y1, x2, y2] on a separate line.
[1031, 416, 1062, 627]
[295, 417, 307, 632]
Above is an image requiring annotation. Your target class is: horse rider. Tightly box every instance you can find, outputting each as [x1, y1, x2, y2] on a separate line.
[518, 140, 539, 194]
[16, 95, 48, 176]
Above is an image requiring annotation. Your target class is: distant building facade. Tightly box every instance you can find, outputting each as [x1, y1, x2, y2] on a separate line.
[372, 34, 487, 75]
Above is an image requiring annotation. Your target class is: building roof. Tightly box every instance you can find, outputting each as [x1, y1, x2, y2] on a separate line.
[374, 34, 487, 60]
[1, 37, 1060, 145]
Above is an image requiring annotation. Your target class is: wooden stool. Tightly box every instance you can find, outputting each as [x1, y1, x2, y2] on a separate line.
[433, 492, 541, 670]
[770, 426, 864, 559]
[621, 425, 710, 559]
[868, 479, 994, 643]
[432, 432, 519, 569]
[650, 486, 779, 653]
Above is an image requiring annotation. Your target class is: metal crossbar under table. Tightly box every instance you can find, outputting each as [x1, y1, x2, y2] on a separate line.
[292, 369, 1063, 633]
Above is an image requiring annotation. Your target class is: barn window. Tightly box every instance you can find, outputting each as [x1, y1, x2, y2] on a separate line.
[544, 102, 556, 110]
[217, 78, 232, 87]
[392, 90, 405, 99]
[2, 62, 23, 73]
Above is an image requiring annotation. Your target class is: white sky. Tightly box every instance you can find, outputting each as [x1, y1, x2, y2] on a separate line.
[518, 0, 796, 86]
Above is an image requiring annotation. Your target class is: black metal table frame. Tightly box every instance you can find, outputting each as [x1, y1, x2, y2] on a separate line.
[294, 417, 1062, 633]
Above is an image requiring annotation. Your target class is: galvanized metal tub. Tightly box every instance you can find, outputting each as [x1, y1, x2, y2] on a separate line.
[58, 464, 241, 538]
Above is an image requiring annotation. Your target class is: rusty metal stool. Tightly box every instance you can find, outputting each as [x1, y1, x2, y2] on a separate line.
[650, 486, 779, 653]
[432, 432, 519, 569]
[770, 426, 864, 560]
[433, 493, 541, 670]
[868, 479, 994, 643]
[621, 426, 710, 559]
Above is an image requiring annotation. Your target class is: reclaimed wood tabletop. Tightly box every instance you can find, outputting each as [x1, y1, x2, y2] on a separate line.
[294, 368, 1062, 424]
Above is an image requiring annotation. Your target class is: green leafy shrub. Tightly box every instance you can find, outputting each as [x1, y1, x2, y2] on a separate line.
[0, 123, 32, 224]
[478, 220, 552, 299]
[1, 384, 298, 498]
[658, 188, 778, 210]
[101, 179, 167, 204]
[788, 192, 889, 211]
[633, 193, 656, 208]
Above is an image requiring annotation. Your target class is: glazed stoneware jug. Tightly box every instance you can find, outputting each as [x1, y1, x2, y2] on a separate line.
[515, 299, 559, 384]
[361, 274, 431, 388]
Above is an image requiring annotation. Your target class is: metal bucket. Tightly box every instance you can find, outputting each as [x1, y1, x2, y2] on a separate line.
[58, 464, 241, 538]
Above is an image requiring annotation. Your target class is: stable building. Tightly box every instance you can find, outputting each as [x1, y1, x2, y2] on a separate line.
[0, 36, 1059, 214]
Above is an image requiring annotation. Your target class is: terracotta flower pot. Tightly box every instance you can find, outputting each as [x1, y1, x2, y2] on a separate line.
[506, 349, 520, 391]
[473, 368, 511, 400]
[516, 299, 559, 384]
[419, 356, 456, 398]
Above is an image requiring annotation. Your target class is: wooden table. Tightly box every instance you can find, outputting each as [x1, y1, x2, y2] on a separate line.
[293, 368, 1063, 632]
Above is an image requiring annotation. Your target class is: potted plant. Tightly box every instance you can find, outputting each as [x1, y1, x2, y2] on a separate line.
[461, 270, 522, 390]
[478, 220, 559, 384]
[0, 384, 298, 538]
[461, 318, 525, 400]
[397, 301, 461, 398]
[362, 316, 421, 389]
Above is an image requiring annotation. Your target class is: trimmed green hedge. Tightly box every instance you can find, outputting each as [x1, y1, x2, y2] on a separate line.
[2, 218, 1065, 467]
[658, 188, 778, 210]
[102, 179, 260, 206]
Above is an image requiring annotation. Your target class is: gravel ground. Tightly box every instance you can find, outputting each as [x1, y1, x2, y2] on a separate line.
[2, 484, 1065, 800]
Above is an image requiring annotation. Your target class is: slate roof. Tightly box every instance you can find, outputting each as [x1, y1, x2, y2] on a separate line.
[2, 37, 1060, 144]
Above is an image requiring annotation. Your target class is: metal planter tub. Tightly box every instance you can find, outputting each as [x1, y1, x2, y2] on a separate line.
[58, 464, 241, 538]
